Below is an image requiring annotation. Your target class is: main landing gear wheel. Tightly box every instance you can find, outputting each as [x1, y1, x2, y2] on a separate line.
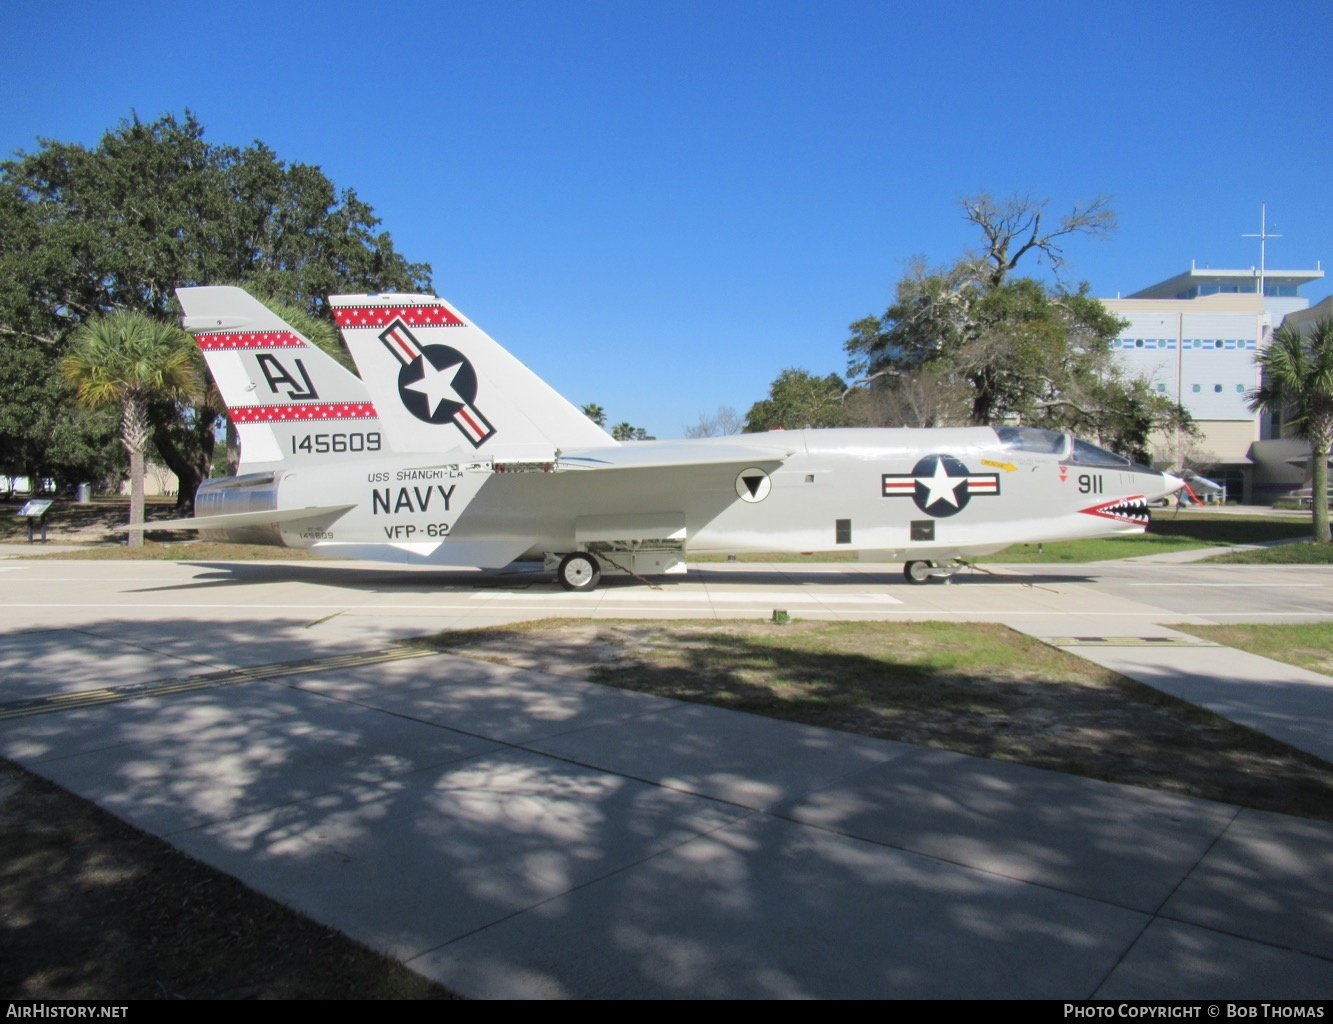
[904, 560, 932, 585]
[557, 552, 601, 592]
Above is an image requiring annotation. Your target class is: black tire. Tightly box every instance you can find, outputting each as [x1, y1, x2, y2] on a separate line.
[558, 552, 601, 592]
[903, 560, 932, 585]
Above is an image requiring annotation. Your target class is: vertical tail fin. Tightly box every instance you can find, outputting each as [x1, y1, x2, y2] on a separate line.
[177, 286, 389, 469]
[330, 293, 614, 459]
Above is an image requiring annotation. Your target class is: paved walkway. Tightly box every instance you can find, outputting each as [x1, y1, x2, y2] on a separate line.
[0, 556, 1329, 998]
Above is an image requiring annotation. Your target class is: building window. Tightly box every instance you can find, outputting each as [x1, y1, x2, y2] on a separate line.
[1214, 384, 1223, 393]
[1192, 384, 1201, 393]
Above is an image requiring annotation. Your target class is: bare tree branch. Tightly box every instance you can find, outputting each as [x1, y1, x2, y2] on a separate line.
[1032, 396, 1100, 417]
[961, 192, 1116, 287]
[0, 326, 60, 346]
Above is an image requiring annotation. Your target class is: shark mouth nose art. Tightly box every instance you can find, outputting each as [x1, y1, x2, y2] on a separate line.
[1079, 496, 1150, 526]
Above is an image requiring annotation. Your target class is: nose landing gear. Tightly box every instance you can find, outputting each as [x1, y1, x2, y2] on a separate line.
[903, 560, 963, 584]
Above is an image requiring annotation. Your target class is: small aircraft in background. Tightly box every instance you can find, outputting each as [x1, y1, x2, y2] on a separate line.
[1175, 469, 1226, 506]
[142, 286, 1183, 588]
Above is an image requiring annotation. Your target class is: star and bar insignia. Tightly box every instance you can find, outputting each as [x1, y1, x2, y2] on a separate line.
[377, 319, 496, 448]
[881, 454, 1000, 517]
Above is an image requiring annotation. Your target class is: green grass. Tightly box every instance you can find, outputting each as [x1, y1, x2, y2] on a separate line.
[1172, 622, 1333, 676]
[1203, 542, 1333, 564]
[986, 534, 1209, 563]
[983, 511, 1312, 563]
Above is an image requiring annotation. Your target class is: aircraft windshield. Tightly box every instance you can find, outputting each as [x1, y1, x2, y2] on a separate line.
[994, 426, 1067, 455]
[1070, 438, 1132, 467]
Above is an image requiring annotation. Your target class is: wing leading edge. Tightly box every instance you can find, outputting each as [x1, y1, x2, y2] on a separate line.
[556, 442, 795, 472]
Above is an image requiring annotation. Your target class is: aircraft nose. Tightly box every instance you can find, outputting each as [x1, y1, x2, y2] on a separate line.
[1161, 472, 1186, 497]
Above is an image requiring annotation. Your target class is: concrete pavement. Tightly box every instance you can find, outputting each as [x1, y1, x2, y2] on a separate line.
[0, 554, 1331, 998]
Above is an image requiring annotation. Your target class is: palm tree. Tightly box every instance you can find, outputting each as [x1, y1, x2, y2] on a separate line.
[1249, 319, 1333, 543]
[61, 312, 199, 546]
[581, 402, 606, 427]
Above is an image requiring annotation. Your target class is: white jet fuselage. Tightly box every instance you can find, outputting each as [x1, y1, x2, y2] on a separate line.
[199, 426, 1170, 568]
[169, 287, 1181, 586]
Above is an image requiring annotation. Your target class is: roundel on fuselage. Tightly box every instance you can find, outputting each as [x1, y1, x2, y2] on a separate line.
[880, 454, 1000, 517]
[735, 467, 772, 503]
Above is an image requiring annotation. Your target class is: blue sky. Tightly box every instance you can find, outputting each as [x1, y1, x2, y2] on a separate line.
[4, 0, 1330, 438]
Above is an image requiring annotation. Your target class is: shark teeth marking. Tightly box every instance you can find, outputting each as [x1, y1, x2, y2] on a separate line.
[1080, 496, 1150, 525]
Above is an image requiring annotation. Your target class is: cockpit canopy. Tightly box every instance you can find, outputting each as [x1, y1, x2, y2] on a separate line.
[994, 426, 1066, 455]
[1069, 438, 1133, 468]
[995, 426, 1137, 468]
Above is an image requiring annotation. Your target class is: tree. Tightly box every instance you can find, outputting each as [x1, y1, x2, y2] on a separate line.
[744, 369, 846, 432]
[684, 406, 743, 438]
[60, 312, 199, 545]
[0, 112, 432, 505]
[841, 361, 968, 428]
[962, 192, 1116, 288]
[584, 405, 652, 439]
[1, 113, 431, 323]
[1044, 373, 1196, 467]
[1249, 320, 1333, 543]
[611, 422, 654, 441]
[0, 334, 124, 486]
[842, 192, 1173, 459]
[845, 269, 1126, 427]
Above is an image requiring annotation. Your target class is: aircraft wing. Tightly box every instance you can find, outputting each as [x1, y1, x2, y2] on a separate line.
[120, 505, 356, 532]
[308, 538, 533, 568]
[556, 442, 794, 472]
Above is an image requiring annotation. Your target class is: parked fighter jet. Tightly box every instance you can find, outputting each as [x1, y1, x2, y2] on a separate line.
[147, 286, 1183, 588]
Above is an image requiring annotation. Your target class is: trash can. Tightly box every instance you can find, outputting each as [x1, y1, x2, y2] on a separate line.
[75, 483, 92, 503]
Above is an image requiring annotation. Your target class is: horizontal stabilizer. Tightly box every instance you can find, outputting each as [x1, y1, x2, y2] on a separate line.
[121, 504, 356, 532]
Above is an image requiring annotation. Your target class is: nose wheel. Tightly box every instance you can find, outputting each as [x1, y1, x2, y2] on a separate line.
[903, 560, 962, 584]
[904, 560, 933, 585]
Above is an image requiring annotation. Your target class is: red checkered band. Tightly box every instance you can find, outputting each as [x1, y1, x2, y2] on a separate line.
[196, 331, 306, 350]
[332, 305, 463, 328]
[229, 403, 379, 423]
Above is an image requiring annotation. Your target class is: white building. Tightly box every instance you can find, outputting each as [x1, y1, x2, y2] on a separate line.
[1103, 265, 1326, 503]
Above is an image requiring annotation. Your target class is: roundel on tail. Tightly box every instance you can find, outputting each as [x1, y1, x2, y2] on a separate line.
[397, 344, 478, 425]
[378, 318, 496, 448]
